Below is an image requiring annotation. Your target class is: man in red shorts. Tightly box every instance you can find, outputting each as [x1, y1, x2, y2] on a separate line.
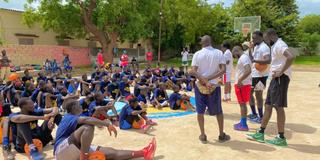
[232, 45, 252, 131]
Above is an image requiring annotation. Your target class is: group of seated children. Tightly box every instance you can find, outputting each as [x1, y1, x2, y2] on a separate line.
[43, 55, 72, 76]
[1, 63, 195, 160]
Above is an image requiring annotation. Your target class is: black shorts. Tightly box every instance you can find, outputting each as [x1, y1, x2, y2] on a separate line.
[170, 103, 181, 110]
[252, 76, 268, 88]
[14, 121, 53, 153]
[265, 74, 290, 108]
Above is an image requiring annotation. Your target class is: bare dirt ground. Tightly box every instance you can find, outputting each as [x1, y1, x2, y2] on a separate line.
[1, 70, 320, 160]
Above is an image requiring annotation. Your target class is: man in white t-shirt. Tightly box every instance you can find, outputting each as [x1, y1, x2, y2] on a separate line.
[181, 47, 189, 72]
[189, 35, 230, 143]
[247, 29, 295, 147]
[221, 41, 233, 102]
[248, 31, 271, 124]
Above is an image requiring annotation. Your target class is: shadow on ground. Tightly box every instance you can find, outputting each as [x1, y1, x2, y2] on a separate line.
[206, 140, 276, 153]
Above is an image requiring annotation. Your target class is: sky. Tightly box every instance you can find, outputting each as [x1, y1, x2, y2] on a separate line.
[208, 0, 320, 17]
[0, 0, 319, 17]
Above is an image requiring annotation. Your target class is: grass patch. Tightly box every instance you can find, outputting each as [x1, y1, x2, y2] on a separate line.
[294, 55, 320, 65]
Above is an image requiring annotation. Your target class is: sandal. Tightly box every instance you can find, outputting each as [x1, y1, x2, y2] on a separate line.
[218, 133, 231, 143]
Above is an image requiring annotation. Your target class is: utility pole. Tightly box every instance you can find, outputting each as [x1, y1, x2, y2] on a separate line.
[158, 0, 163, 63]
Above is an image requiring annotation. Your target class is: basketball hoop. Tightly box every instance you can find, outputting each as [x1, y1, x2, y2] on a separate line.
[234, 16, 261, 38]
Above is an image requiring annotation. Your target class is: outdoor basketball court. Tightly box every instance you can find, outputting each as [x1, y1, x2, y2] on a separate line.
[1, 69, 319, 160]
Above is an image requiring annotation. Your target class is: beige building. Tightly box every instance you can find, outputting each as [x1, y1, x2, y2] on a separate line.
[0, 8, 148, 50]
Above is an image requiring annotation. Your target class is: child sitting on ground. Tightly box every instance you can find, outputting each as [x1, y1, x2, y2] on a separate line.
[21, 82, 35, 98]
[54, 100, 156, 160]
[8, 98, 61, 160]
[151, 83, 169, 109]
[88, 93, 118, 122]
[119, 97, 157, 133]
[107, 78, 120, 100]
[169, 85, 195, 111]
[119, 76, 133, 101]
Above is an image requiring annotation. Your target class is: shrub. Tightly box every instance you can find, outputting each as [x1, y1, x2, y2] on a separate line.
[300, 33, 320, 56]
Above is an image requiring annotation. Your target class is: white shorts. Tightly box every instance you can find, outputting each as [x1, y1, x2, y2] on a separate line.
[55, 137, 98, 156]
[224, 73, 231, 83]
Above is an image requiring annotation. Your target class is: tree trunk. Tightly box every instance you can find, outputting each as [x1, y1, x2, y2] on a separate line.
[104, 32, 118, 63]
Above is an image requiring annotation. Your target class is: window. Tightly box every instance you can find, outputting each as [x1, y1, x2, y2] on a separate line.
[18, 38, 34, 45]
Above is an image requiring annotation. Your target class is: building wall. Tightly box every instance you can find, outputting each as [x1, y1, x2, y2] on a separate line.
[0, 8, 149, 49]
[1, 9, 55, 45]
[0, 8, 152, 66]
[0, 44, 91, 67]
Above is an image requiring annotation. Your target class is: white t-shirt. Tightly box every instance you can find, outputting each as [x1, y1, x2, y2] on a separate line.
[181, 51, 189, 61]
[224, 49, 233, 74]
[191, 46, 226, 84]
[252, 42, 270, 77]
[235, 53, 252, 85]
[271, 38, 292, 79]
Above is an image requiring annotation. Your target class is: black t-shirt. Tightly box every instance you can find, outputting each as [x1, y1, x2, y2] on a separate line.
[107, 82, 119, 99]
[22, 76, 33, 84]
[176, 71, 185, 78]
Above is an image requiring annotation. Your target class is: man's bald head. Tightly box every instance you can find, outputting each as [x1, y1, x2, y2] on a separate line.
[200, 35, 212, 47]
[232, 46, 244, 58]
[265, 28, 277, 36]
[264, 28, 278, 46]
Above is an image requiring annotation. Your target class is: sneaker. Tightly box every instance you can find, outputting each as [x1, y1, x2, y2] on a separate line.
[246, 131, 265, 143]
[199, 134, 207, 144]
[265, 136, 288, 147]
[233, 123, 249, 131]
[248, 114, 258, 120]
[30, 148, 44, 160]
[143, 138, 157, 160]
[218, 133, 231, 143]
[250, 116, 262, 124]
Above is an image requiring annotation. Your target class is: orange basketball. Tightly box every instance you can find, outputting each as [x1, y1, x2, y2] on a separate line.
[8, 73, 19, 81]
[254, 63, 268, 72]
[89, 151, 106, 160]
[24, 139, 43, 157]
[133, 119, 145, 129]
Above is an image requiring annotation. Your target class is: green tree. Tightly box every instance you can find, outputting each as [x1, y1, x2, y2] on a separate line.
[269, 0, 300, 46]
[154, 0, 231, 57]
[300, 33, 320, 55]
[24, 0, 157, 63]
[298, 14, 320, 34]
[231, 0, 300, 46]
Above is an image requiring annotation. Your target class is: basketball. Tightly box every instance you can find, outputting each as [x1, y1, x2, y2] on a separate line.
[24, 139, 43, 157]
[89, 151, 106, 160]
[254, 63, 268, 72]
[8, 73, 19, 81]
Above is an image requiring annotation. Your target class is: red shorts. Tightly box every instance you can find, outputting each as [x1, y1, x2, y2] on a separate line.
[234, 84, 251, 104]
[125, 94, 133, 101]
